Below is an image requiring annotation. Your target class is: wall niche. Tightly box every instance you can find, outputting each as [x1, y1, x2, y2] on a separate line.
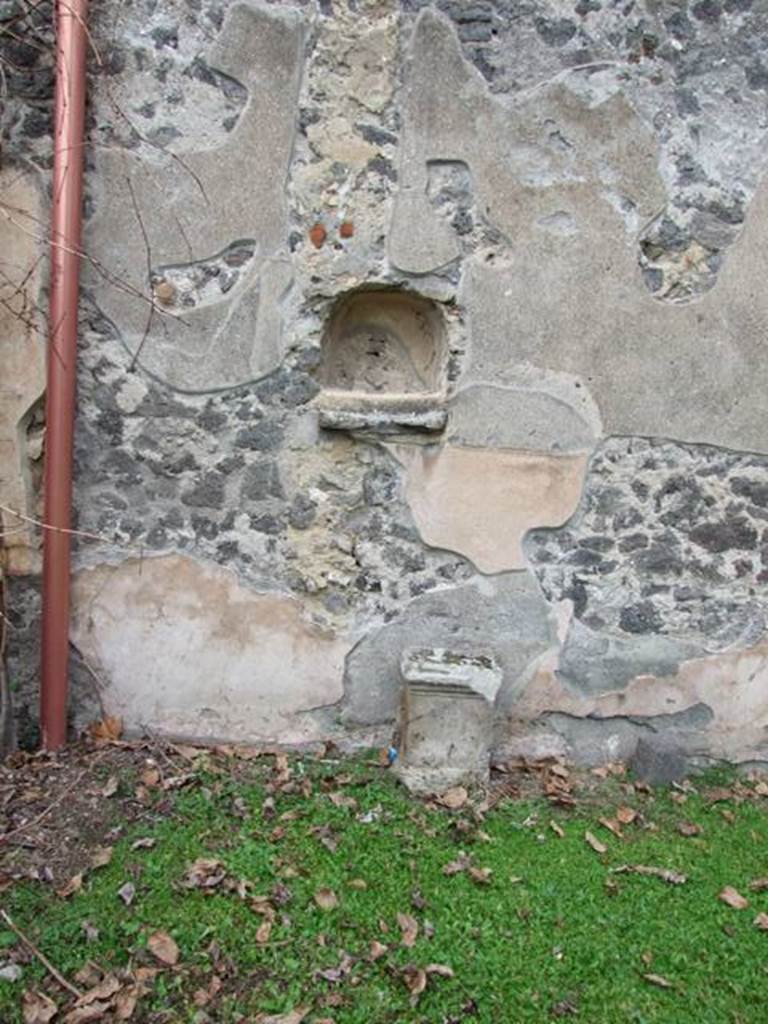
[315, 288, 448, 435]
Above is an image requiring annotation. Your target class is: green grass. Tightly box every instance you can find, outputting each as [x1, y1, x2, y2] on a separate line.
[3, 757, 768, 1022]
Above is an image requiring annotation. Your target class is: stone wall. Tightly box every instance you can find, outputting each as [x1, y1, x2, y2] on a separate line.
[4, 0, 768, 765]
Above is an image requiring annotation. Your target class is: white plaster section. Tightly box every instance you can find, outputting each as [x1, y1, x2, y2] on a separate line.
[389, 444, 589, 573]
[0, 166, 45, 574]
[71, 555, 348, 743]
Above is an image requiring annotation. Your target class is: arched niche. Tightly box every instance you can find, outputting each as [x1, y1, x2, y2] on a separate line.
[315, 288, 448, 435]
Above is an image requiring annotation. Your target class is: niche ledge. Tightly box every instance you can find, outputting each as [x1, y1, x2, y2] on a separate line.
[316, 391, 447, 435]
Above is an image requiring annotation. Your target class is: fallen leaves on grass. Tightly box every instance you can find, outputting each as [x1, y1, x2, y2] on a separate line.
[642, 973, 674, 990]
[401, 966, 427, 1003]
[442, 853, 472, 876]
[753, 912, 768, 930]
[117, 881, 136, 906]
[314, 888, 339, 911]
[255, 1008, 308, 1024]
[369, 940, 388, 961]
[22, 990, 57, 1024]
[57, 872, 84, 898]
[436, 786, 468, 810]
[100, 776, 118, 798]
[749, 877, 768, 892]
[719, 886, 749, 910]
[183, 857, 227, 889]
[90, 846, 113, 870]
[584, 831, 607, 854]
[611, 864, 687, 885]
[468, 866, 493, 885]
[147, 930, 180, 966]
[130, 837, 155, 851]
[676, 822, 702, 837]
[550, 821, 564, 838]
[401, 963, 454, 1006]
[397, 913, 419, 947]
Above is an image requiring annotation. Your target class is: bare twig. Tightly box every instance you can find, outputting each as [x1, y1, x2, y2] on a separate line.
[0, 502, 121, 546]
[125, 171, 155, 370]
[0, 749, 105, 844]
[0, 909, 83, 998]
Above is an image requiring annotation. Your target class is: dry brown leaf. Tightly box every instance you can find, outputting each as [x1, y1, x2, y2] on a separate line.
[750, 878, 768, 892]
[87, 716, 123, 743]
[91, 846, 114, 870]
[719, 886, 749, 910]
[550, 821, 564, 838]
[705, 787, 734, 804]
[131, 837, 156, 851]
[550, 763, 570, 779]
[114, 985, 140, 1020]
[754, 780, 768, 797]
[612, 864, 687, 885]
[101, 776, 119, 798]
[314, 887, 338, 911]
[369, 940, 388, 961]
[442, 854, 472, 876]
[584, 831, 607, 854]
[117, 881, 136, 906]
[754, 912, 768, 930]
[348, 878, 367, 890]
[63, 1003, 112, 1023]
[74, 965, 102, 988]
[398, 912, 419, 947]
[256, 1008, 309, 1024]
[598, 817, 623, 838]
[468, 866, 493, 885]
[256, 918, 272, 944]
[642, 973, 673, 989]
[57, 872, 84, 898]
[402, 965, 428, 1002]
[328, 791, 357, 810]
[183, 858, 226, 889]
[22, 991, 58, 1024]
[77, 975, 121, 1005]
[616, 806, 637, 825]
[425, 963, 454, 977]
[676, 822, 702, 837]
[147, 929, 180, 966]
[140, 768, 161, 788]
[437, 786, 469, 810]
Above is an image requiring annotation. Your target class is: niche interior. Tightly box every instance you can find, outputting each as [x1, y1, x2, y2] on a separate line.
[315, 288, 448, 434]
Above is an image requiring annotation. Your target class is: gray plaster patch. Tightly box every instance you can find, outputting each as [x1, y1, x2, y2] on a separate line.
[541, 702, 715, 766]
[341, 574, 555, 726]
[85, 3, 305, 392]
[393, 9, 768, 454]
[446, 384, 596, 452]
[556, 619, 705, 696]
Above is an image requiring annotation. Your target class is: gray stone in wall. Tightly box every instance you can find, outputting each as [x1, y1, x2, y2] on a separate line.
[341, 574, 555, 726]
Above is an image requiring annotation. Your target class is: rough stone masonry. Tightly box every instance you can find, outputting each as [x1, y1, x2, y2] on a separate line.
[2, 0, 768, 766]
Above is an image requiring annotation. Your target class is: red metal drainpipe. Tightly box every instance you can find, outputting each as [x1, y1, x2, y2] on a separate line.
[40, 0, 89, 750]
